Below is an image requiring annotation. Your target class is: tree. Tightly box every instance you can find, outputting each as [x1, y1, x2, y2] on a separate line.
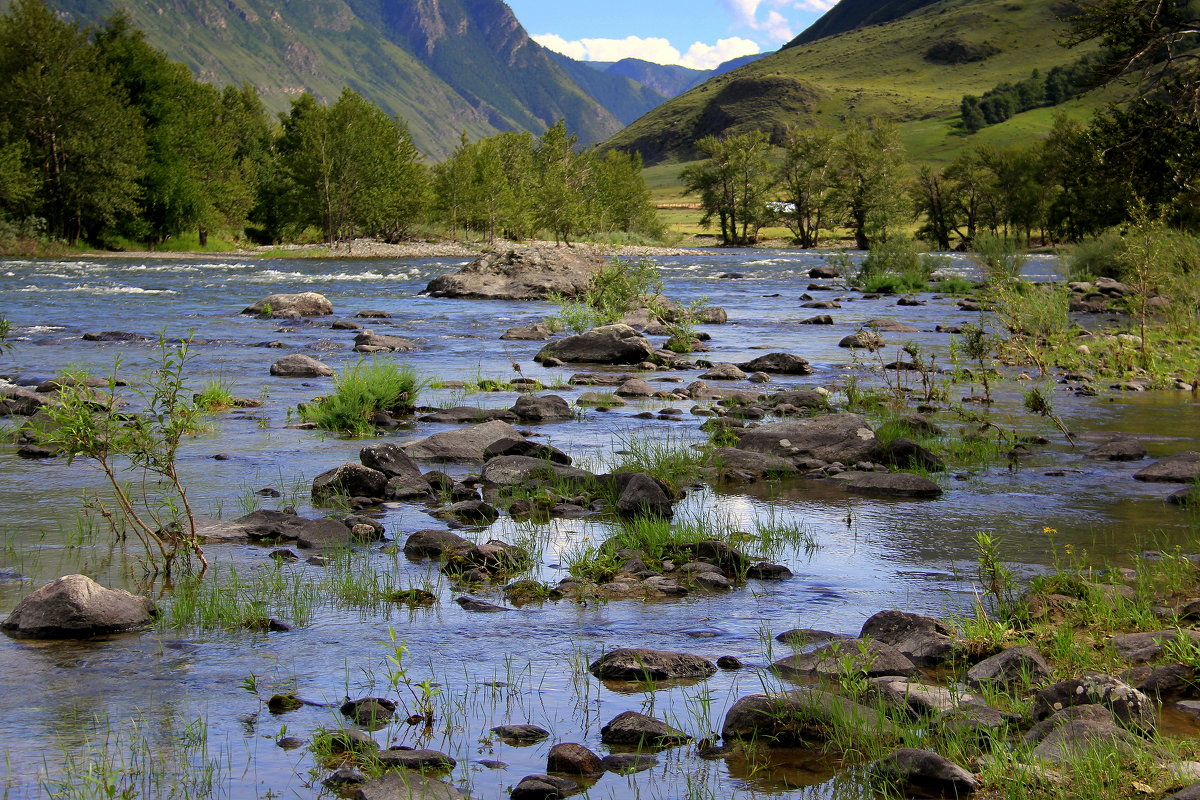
[913, 166, 954, 251]
[681, 131, 774, 246]
[0, 0, 144, 243]
[532, 121, 588, 245]
[279, 89, 427, 244]
[586, 149, 662, 239]
[835, 120, 910, 249]
[776, 126, 838, 248]
[943, 147, 996, 244]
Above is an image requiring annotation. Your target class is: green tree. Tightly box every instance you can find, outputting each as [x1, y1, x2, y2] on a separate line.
[913, 166, 954, 251]
[835, 120, 910, 250]
[0, 0, 144, 243]
[586, 149, 662, 239]
[776, 126, 838, 248]
[681, 131, 774, 246]
[279, 89, 428, 244]
[532, 121, 589, 245]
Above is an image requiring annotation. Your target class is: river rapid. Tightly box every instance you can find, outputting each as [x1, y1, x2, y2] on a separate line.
[0, 250, 1197, 798]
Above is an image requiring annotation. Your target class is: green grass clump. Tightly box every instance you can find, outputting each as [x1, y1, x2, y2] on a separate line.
[930, 275, 976, 294]
[298, 360, 423, 436]
[854, 237, 935, 294]
[193, 379, 235, 412]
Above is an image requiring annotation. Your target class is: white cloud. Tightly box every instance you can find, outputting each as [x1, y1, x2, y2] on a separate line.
[681, 37, 762, 69]
[761, 10, 795, 41]
[533, 33, 683, 65]
[533, 33, 760, 70]
[791, 0, 836, 12]
[720, 0, 763, 26]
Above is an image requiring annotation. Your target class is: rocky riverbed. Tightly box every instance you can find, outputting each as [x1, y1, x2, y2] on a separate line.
[1, 247, 1199, 799]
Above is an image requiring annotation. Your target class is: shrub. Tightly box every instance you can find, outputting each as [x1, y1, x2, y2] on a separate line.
[193, 379, 235, 412]
[855, 237, 935, 293]
[298, 360, 423, 436]
[970, 232, 1028, 283]
[549, 257, 663, 333]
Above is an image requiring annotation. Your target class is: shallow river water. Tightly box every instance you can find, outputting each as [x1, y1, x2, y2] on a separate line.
[0, 250, 1198, 798]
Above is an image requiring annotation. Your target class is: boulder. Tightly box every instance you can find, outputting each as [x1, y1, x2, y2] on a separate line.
[244, 292, 332, 317]
[810, 265, 839, 278]
[312, 463, 388, 504]
[1, 574, 155, 638]
[869, 677, 978, 716]
[431, 501, 499, 525]
[1170, 487, 1199, 507]
[490, 724, 550, 743]
[501, 323, 554, 341]
[876, 438, 945, 472]
[799, 315, 834, 324]
[966, 646, 1051, 689]
[869, 748, 978, 797]
[721, 688, 897, 744]
[360, 443, 425, 482]
[861, 610, 959, 666]
[546, 743, 604, 777]
[767, 390, 828, 410]
[270, 354, 334, 378]
[0, 385, 52, 416]
[424, 246, 605, 301]
[1113, 629, 1200, 664]
[844, 472, 944, 499]
[736, 413, 878, 465]
[599, 711, 690, 747]
[700, 363, 748, 381]
[510, 394, 573, 423]
[616, 378, 656, 397]
[866, 319, 920, 333]
[376, 748, 456, 771]
[510, 775, 577, 800]
[353, 332, 417, 353]
[601, 754, 657, 774]
[1032, 675, 1156, 733]
[534, 324, 655, 365]
[454, 596, 509, 612]
[839, 330, 885, 350]
[738, 353, 813, 375]
[709, 448, 799, 480]
[1026, 706, 1141, 765]
[615, 473, 674, 518]
[404, 530, 472, 559]
[404, 420, 524, 462]
[480, 456, 595, 488]
[772, 638, 920, 680]
[418, 407, 517, 424]
[340, 697, 397, 726]
[589, 648, 717, 681]
[1085, 437, 1147, 462]
[1135, 452, 1200, 483]
[195, 509, 368, 548]
[353, 771, 464, 800]
[483, 437, 570, 464]
[82, 330, 147, 342]
[1137, 664, 1200, 699]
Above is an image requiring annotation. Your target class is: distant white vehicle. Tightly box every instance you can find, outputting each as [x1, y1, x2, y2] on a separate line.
[766, 201, 796, 214]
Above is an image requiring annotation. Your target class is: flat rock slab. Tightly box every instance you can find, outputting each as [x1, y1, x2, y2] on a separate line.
[480, 456, 595, 487]
[404, 420, 523, 462]
[271, 354, 334, 377]
[354, 771, 464, 800]
[722, 688, 897, 745]
[418, 407, 517, 424]
[424, 246, 604, 301]
[2, 574, 155, 638]
[843, 472, 943, 499]
[736, 413, 877, 465]
[772, 638, 919, 680]
[599, 711, 690, 747]
[1135, 451, 1200, 483]
[376, 749, 456, 771]
[245, 292, 332, 316]
[589, 648, 717, 681]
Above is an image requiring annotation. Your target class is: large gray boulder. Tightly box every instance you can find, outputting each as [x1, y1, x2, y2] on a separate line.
[353, 332, 417, 353]
[736, 414, 878, 465]
[589, 648, 717, 681]
[721, 688, 897, 744]
[354, 771, 465, 800]
[244, 292, 332, 316]
[403, 530, 472, 559]
[599, 711, 690, 747]
[534, 324, 655, 365]
[772, 638, 920, 680]
[424, 246, 605, 301]
[738, 353, 813, 375]
[1085, 436, 1147, 462]
[194, 509, 369, 548]
[480, 456, 595, 488]
[843, 472, 944, 499]
[404, 420, 523, 462]
[2, 574, 155, 638]
[360, 443, 424, 483]
[1032, 675, 1156, 733]
[312, 463, 388, 503]
[1135, 452, 1200, 483]
[270, 354, 334, 378]
[708, 448, 800, 480]
[860, 610, 960, 666]
[510, 394, 573, 423]
[966, 646, 1051, 689]
[868, 748, 978, 797]
[0, 384, 53, 416]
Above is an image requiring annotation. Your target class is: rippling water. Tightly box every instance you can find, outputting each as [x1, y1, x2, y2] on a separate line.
[0, 250, 1196, 798]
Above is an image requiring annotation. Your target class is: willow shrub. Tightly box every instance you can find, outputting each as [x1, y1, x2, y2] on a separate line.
[298, 360, 422, 437]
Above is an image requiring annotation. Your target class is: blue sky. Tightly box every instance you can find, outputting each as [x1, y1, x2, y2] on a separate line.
[506, 0, 834, 69]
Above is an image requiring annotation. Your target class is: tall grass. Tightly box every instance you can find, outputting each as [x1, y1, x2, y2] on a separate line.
[298, 360, 423, 436]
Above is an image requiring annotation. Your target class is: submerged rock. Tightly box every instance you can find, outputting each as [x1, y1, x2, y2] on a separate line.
[843, 472, 944, 499]
[869, 748, 978, 797]
[353, 771, 464, 800]
[1, 574, 155, 638]
[1135, 452, 1200, 483]
[599, 711, 690, 747]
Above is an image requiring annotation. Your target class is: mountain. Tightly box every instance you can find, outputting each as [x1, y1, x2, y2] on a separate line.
[605, 59, 708, 97]
[547, 52, 668, 125]
[785, 0, 942, 47]
[604, 0, 1103, 164]
[30, 0, 650, 158]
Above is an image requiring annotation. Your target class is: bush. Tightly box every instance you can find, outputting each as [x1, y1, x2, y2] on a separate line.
[550, 257, 664, 333]
[298, 360, 423, 436]
[193, 379, 235, 412]
[855, 237, 935, 293]
[970, 232, 1029, 283]
[1067, 230, 1125, 280]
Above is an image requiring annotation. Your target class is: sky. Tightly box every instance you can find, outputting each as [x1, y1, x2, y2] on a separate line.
[505, 0, 835, 70]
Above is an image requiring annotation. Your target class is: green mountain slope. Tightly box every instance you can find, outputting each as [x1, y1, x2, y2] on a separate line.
[606, 0, 1103, 164]
[786, 0, 942, 46]
[33, 0, 630, 158]
[547, 52, 668, 125]
[605, 58, 708, 97]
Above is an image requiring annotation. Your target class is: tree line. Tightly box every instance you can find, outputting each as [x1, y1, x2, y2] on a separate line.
[684, 0, 1200, 250]
[959, 56, 1098, 134]
[0, 0, 659, 248]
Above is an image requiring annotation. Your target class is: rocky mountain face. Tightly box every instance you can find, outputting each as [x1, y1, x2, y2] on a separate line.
[35, 0, 640, 157]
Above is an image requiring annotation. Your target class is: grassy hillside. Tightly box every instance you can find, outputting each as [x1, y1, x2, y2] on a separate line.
[607, 0, 1105, 164]
[34, 0, 644, 159]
